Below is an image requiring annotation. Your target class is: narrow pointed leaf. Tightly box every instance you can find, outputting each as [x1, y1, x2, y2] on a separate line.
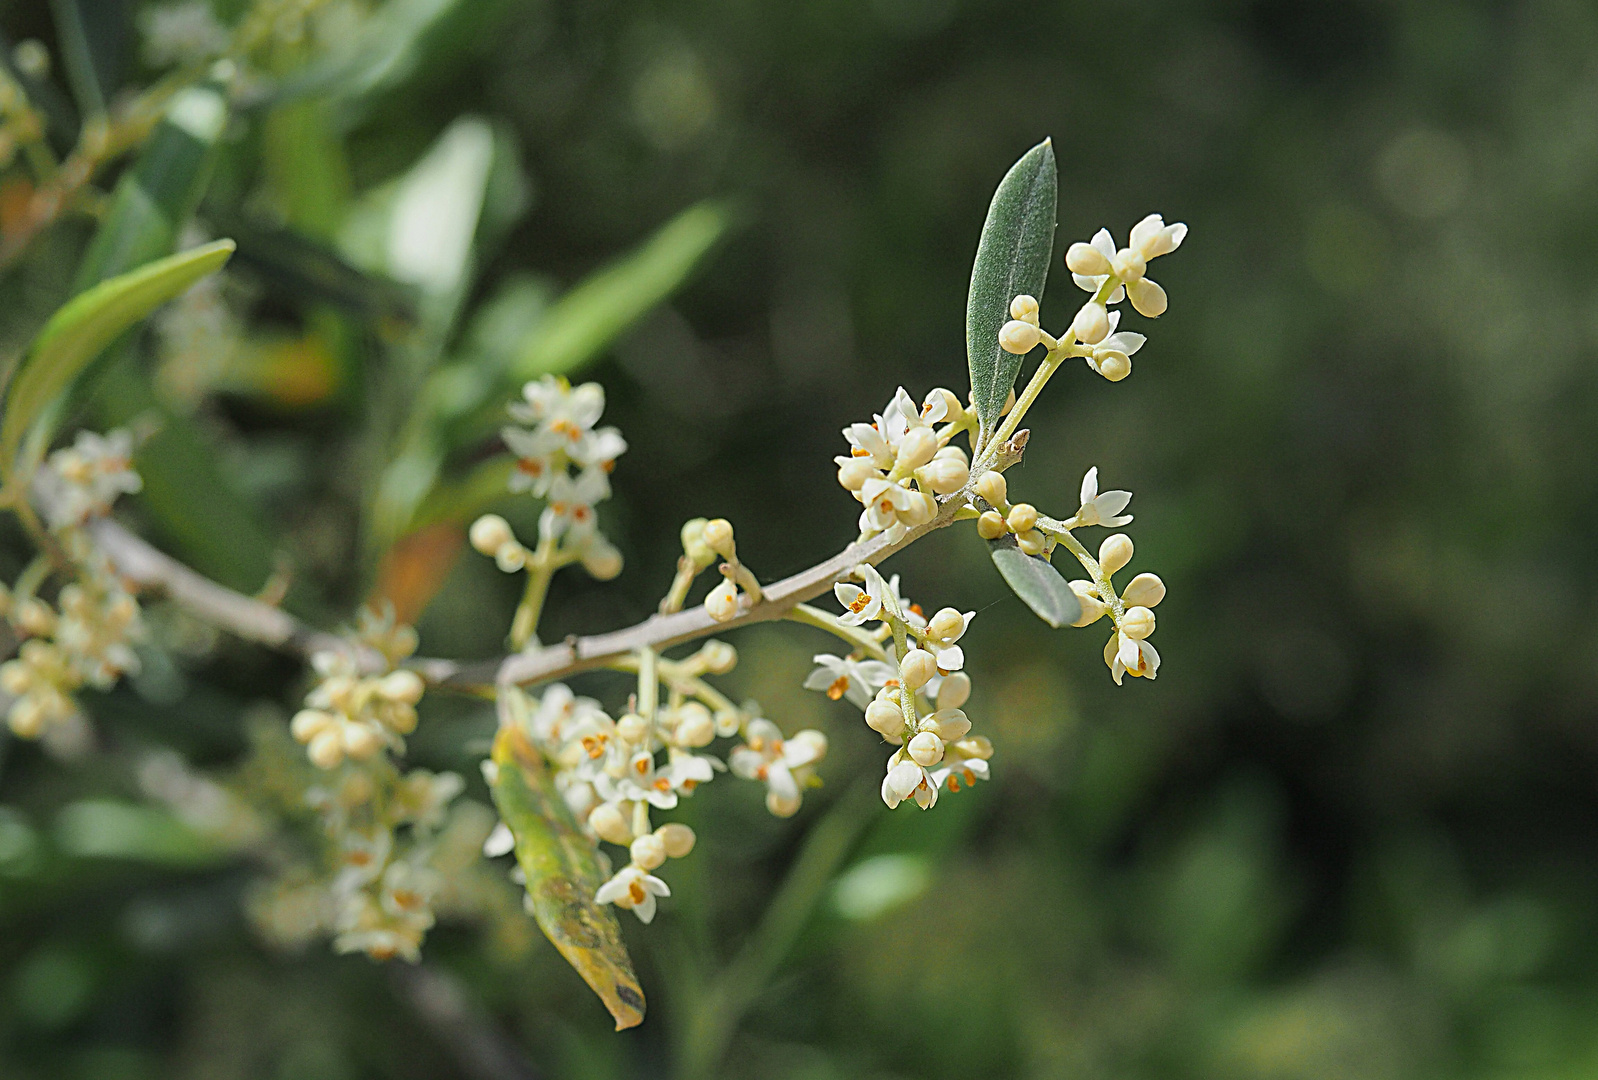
[966, 140, 1057, 431]
[1, 240, 235, 483]
[990, 537, 1080, 628]
[489, 714, 645, 1030]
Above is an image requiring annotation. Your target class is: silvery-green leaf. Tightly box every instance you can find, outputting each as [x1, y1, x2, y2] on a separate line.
[990, 537, 1080, 628]
[965, 140, 1057, 432]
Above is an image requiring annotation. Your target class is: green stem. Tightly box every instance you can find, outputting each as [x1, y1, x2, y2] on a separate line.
[784, 603, 892, 662]
[1052, 528, 1125, 622]
[638, 646, 658, 719]
[509, 538, 558, 650]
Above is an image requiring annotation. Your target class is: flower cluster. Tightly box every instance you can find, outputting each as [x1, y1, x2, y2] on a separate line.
[494, 637, 827, 923]
[290, 609, 426, 770]
[32, 429, 144, 531]
[836, 387, 970, 543]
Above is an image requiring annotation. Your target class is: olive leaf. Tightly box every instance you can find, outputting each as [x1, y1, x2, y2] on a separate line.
[0, 240, 236, 490]
[990, 536, 1080, 628]
[965, 139, 1057, 432]
[488, 708, 646, 1030]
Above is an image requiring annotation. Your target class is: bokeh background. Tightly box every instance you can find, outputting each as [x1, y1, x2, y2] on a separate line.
[4, 0, 1598, 1077]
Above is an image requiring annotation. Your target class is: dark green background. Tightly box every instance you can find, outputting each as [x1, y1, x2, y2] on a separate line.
[3, 0, 1598, 1077]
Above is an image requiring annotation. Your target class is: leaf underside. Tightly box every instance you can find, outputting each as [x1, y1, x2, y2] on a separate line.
[489, 721, 645, 1030]
[990, 537, 1081, 628]
[965, 139, 1058, 432]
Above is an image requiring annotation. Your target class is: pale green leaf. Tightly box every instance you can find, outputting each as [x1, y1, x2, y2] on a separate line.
[489, 714, 645, 1030]
[1, 240, 235, 485]
[966, 140, 1057, 431]
[990, 537, 1080, 628]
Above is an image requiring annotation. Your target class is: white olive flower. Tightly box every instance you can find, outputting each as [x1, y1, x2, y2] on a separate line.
[34, 429, 143, 529]
[1074, 467, 1133, 528]
[803, 653, 897, 709]
[538, 467, 609, 542]
[1067, 216, 1186, 318]
[1083, 310, 1146, 382]
[931, 736, 993, 794]
[595, 864, 671, 923]
[1105, 630, 1161, 685]
[729, 719, 827, 817]
[835, 564, 888, 626]
[880, 748, 938, 810]
[921, 607, 975, 673]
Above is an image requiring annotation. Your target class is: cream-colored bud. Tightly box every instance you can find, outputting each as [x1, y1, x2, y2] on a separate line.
[469, 514, 514, 556]
[767, 789, 802, 817]
[0, 661, 31, 695]
[999, 319, 1043, 355]
[1110, 247, 1147, 282]
[16, 599, 53, 637]
[927, 607, 965, 642]
[379, 669, 425, 705]
[1126, 278, 1167, 318]
[630, 832, 667, 871]
[976, 510, 1007, 540]
[1121, 573, 1166, 609]
[704, 579, 740, 622]
[899, 648, 937, 690]
[974, 470, 1007, 508]
[838, 458, 878, 491]
[1006, 503, 1038, 533]
[699, 640, 737, 674]
[936, 671, 971, 710]
[865, 697, 905, 738]
[927, 708, 971, 742]
[291, 708, 334, 742]
[702, 518, 735, 560]
[934, 444, 967, 464]
[1072, 301, 1109, 345]
[896, 426, 939, 471]
[714, 709, 741, 737]
[1094, 350, 1131, 382]
[681, 518, 715, 568]
[616, 712, 649, 744]
[675, 703, 715, 748]
[1120, 606, 1156, 640]
[307, 729, 344, 769]
[902, 490, 937, 526]
[1009, 294, 1040, 323]
[1099, 533, 1134, 576]
[1066, 241, 1111, 276]
[921, 455, 969, 494]
[657, 822, 696, 859]
[908, 731, 945, 767]
[955, 735, 994, 760]
[582, 542, 623, 581]
[7, 699, 44, 739]
[1069, 580, 1108, 626]
[589, 803, 632, 845]
[494, 543, 527, 573]
[342, 722, 384, 760]
[1017, 529, 1047, 557]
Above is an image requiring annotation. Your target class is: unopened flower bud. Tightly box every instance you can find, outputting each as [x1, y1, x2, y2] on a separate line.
[702, 518, 735, 560]
[699, 640, 737, 674]
[1006, 503, 1038, 534]
[291, 708, 333, 742]
[896, 426, 939, 471]
[675, 703, 715, 748]
[342, 722, 384, 760]
[681, 518, 715, 569]
[589, 803, 632, 845]
[617, 712, 649, 744]
[1009, 294, 1040, 323]
[974, 471, 1007, 508]
[956, 735, 994, 760]
[308, 729, 344, 769]
[767, 789, 802, 817]
[1121, 572, 1166, 609]
[928, 607, 965, 641]
[657, 822, 696, 858]
[1069, 580, 1108, 626]
[379, 669, 425, 705]
[838, 458, 878, 491]
[1126, 278, 1168, 318]
[1110, 247, 1147, 282]
[469, 514, 514, 556]
[1093, 350, 1131, 382]
[908, 731, 945, 767]
[999, 319, 1043, 355]
[902, 490, 937, 526]
[1099, 533, 1134, 576]
[977, 510, 1007, 540]
[630, 832, 667, 870]
[0, 661, 29, 695]
[1066, 241, 1111, 276]
[927, 708, 971, 742]
[899, 648, 937, 690]
[8, 699, 44, 739]
[1120, 605, 1156, 640]
[936, 671, 970, 710]
[921, 455, 969, 494]
[494, 543, 526, 573]
[16, 599, 53, 636]
[1017, 529, 1047, 557]
[704, 579, 740, 622]
[865, 697, 905, 738]
[582, 541, 624, 580]
[1072, 301, 1109, 345]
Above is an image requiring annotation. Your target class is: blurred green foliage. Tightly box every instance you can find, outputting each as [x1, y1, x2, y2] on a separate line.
[3, 0, 1598, 1078]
